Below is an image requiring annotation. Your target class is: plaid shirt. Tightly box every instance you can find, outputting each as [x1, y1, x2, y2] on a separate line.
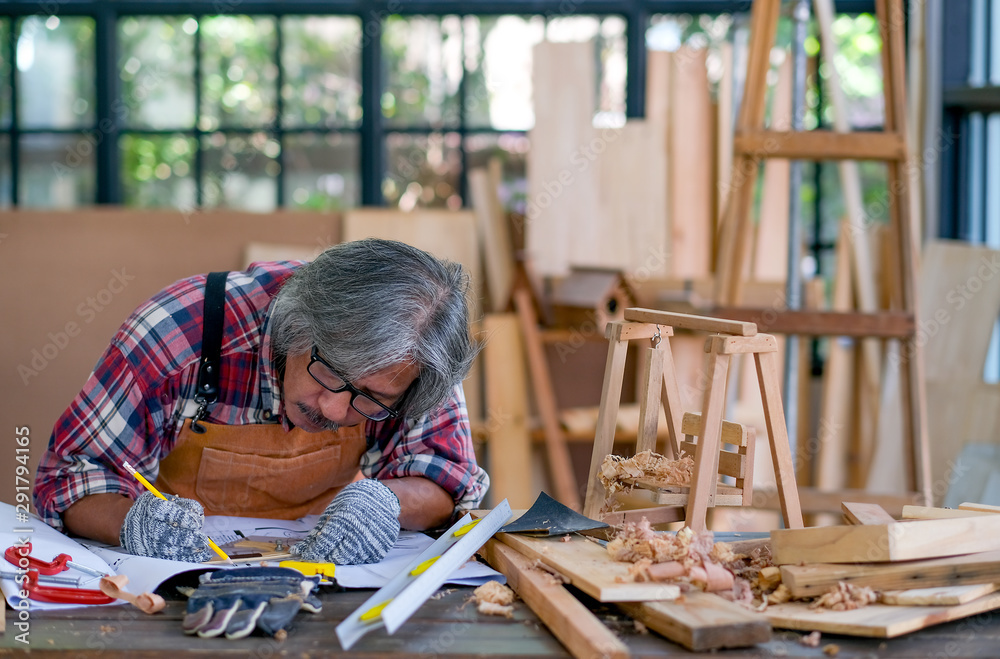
[34, 262, 489, 531]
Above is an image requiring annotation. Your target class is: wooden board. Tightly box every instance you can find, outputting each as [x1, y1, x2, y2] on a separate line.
[526, 40, 598, 277]
[752, 52, 791, 281]
[901, 505, 990, 520]
[468, 165, 515, 312]
[881, 583, 998, 606]
[479, 538, 630, 659]
[482, 314, 535, 510]
[766, 590, 1000, 638]
[493, 531, 680, 603]
[780, 549, 1000, 598]
[771, 516, 1000, 565]
[842, 501, 897, 525]
[618, 591, 771, 651]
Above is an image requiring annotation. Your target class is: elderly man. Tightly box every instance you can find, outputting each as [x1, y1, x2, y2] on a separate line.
[34, 238, 488, 565]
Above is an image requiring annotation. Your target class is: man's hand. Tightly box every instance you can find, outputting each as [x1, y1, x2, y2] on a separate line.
[119, 492, 214, 563]
[293, 479, 401, 565]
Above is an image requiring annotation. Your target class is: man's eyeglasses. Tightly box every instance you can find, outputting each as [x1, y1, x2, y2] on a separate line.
[307, 346, 409, 421]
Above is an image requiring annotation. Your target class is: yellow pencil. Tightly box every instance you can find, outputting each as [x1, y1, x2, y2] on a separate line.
[122, 460, 231, 563]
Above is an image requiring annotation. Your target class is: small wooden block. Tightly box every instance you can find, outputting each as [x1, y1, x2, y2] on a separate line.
[619, 591, 771, 651]
[842, 501, 897, 525]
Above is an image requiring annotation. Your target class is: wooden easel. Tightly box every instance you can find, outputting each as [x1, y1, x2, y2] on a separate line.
[712, 0, 931, 503]
[583, 308, 804, 532]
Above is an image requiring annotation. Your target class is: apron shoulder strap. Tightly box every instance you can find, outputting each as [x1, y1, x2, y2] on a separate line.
[191, 271, 229, 433]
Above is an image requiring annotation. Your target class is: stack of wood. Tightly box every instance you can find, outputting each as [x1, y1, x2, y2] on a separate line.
[763, 501, 1000, 638]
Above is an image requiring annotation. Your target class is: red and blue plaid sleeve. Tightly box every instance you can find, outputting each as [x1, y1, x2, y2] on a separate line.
[361, 385, 489, 514]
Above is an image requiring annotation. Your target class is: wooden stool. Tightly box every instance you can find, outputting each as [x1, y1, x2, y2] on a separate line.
[583, 308, 804, 532]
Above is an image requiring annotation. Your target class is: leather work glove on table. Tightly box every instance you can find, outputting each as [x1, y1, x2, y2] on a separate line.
[119, 491, 215, 563]
[181, 567, 322, 639]
[293, 479, 401, 565]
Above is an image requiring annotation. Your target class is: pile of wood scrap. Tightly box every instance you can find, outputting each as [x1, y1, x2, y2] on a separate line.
[763, 502, 1000, 638]
[478, 517, 772, 655]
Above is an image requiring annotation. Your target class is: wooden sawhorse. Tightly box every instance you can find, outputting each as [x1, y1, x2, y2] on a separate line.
[583, 307, 804, 532]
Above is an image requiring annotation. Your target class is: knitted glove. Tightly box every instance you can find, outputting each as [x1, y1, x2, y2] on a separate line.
[182, 566, 322, 639]
[119, 491, 214, 563]
[292, 479, 401, 565]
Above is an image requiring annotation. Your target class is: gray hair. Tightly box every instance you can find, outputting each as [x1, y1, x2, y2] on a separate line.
[270, 238, 480, 419]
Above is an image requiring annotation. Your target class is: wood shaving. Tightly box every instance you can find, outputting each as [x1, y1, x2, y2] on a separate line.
[809, 582, 878, 611]
[530, 560, 570, 585]
[800, 631, 821, 647]
[477, 601, 514, 618]
[474, 580, 515, 606]
[607, 521, 710, 565]
[766, 584, 793, 605]
[598, 450, 694, 495]
[274, 629, 287, 642]
[823, 644, 841, 656]
[430, 588, 455, 600]
[634, 620, 648, 634]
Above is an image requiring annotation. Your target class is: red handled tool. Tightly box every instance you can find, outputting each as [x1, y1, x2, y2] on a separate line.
[24, 570, 115, 605]
[4, 542, 106, 577]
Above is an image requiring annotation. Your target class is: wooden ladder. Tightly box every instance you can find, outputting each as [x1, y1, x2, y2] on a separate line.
[582, 307, 804, 532]
[712, 0, 930, 503]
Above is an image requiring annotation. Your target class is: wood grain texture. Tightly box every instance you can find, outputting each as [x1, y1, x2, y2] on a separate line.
[494, 531, 681, 603]
[766, 590, 1000, 638]
[880, 583, 998, 606]
[780, 549, 1000, 598]
[842, 502, 897, 525]
[771, 516, 1000, 565]
[480, 539, 631, 659]
[618, 592, 771, 651]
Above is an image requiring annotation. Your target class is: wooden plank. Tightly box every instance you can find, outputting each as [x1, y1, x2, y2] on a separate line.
[752, 52, 792, 281]
[479, 539, 631, 659]
[842, 501, 897, 525]
[482, 313, 535, 510]
[494, 531, 681, 603]
[681, 411, 748, 447]
[881, 583, 998, 606]
[709, 333, 778, 355]
[636, 344, 665, 454]
[619, 592, 771, 651]
[960, 502, 1000, 514]
[667, 46, 714, 279]
[623, 307, 757, 336]
[526, 40, 598, 277]
[513, 286, 580, 511]
[771, 515, 1000, 565]
[753, 487, 915, 517]
[607, 320, 674, 342]
[600, 505, 686, 527]
[902, 505, 990, 520]
[780, 549, 1000, 598]
[815, 221, 856, 492]
[766, 591, 1000, 638]
[733, 130, 907, 161]
[468, 165, 515, 312]
[583, 336, 631, 519]
[709, 307, 915, 338]
[755, 349, 804, 529]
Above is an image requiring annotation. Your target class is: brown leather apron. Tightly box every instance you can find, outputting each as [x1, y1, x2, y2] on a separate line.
[154, 419, 367, 519]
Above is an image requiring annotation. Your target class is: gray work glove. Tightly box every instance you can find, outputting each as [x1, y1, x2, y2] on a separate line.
[182, 566, 322, 639]
[120, 491, 214, 563]
[292, 479, 401, 565]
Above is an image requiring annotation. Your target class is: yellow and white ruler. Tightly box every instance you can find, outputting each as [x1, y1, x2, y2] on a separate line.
[336, 499, 512, 650]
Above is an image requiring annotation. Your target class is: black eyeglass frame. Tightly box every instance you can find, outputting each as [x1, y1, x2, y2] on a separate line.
[307, 346, 412, 421]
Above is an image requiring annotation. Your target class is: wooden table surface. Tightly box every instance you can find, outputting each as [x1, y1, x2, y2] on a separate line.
[3, 585, 1000, 657]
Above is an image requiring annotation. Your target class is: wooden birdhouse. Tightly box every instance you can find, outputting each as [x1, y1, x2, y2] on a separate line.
[549, 267, 636, 331]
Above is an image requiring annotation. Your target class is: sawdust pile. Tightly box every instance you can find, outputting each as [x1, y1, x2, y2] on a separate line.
[473, 581, 516, 618]
[598, 450, 694, 495]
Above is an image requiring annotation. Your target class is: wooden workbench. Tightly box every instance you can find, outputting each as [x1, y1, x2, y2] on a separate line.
[2, 585, 1000, 657]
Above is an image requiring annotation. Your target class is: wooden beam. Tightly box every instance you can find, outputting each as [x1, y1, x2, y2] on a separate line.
[710, 307, 914, 338]
[618, 592, 771, 651]
[733, 130, 907, 161]
[901, 505, 989, 520]
[771, 515, 1000, 565]
[780, 549, 1000, 598]
[479, 539, 631, 659]
[754, 487, 916, 517]
[623, 307, 757, 336]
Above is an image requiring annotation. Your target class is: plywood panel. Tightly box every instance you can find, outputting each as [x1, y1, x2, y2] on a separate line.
[0, 208, 341, 508]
